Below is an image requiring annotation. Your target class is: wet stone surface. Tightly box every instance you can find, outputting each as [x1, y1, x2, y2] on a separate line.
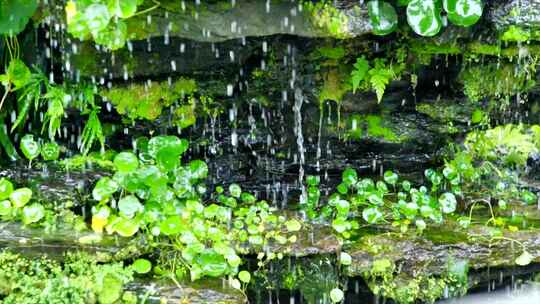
[126, 278, 246, 304]
[0, 164, 110, 206]
[344, 221, 540, 282]
[0, 222, 142, 262]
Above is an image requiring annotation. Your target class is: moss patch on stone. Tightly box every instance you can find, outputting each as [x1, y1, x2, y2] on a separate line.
[344, 114, 402, 143]
[459, 63, 536, 103]
[302, 0, 350, 39]
[100, 78, 197, 121]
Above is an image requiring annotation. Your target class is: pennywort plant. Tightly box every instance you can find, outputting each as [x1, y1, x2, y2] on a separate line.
[304, 166, 465, 239]
[91, 135, 302, 283]
[0, 178, 43, 225]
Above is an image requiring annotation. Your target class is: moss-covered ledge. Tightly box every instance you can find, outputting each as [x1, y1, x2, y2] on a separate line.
[125, 0, 369, 42]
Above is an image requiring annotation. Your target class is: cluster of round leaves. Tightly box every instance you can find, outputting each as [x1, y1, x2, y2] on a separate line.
[368, 0, 483, 37]
[91, 135, 302, 282]
[66, 0, 143, 50]
[20, 134, 61, 164]
[0, 178, 44, 225]
[307, 166, 460, 238]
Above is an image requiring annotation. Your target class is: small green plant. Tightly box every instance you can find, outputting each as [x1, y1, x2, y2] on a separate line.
[0, 178, 44, 225]
[0, 251, 135, 303]
[304, 166, 462, 239]
[20, 134, 40, 168]
[350, 57, 402, 102]
[80, 108, 105, 155]
[91, 135, 301, 283]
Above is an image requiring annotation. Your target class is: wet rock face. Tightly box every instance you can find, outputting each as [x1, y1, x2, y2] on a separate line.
[126, 278, 246, 304]
[344, 221, 540, 281]
[0, 222, 140, 262]
[126, 0, 370, 43]
[489, 0, 540, 31]
[0, 164, 110, 206]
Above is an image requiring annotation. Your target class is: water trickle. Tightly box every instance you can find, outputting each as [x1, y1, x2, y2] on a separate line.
[293, 88, 306, 207]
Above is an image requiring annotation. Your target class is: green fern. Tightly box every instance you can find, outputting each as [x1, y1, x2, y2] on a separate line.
[368, 59, 395, 103]
[11, 70, 46, 132]
[42, 87, 65, 140]
[80, 109, 104, 155]
[350, 57, 369, 93]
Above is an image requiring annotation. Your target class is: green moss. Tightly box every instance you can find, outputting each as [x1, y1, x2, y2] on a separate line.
[464, 124, 539, 167]
[501, 26, 531, 42]
[314, 46, 346, 60]
[459, 63, 536, 103]
[422, 227, 469, 245]
[0, 251, 134, 303]
[302, 1, 350, 39]
[100, 78, 197, 121]
[361, 256, 468, 304]
[366, 115, 399, 141]
[344, 114, 402, 142]
[466, 42, 501, 56]
[319, 68, 350, 104]
[71, 43, 138, 77]
[410, 41, 462, 56]
[60, 151, 116, 171]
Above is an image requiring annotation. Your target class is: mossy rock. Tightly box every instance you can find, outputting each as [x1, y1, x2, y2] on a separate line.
[100, 78, 197, 121]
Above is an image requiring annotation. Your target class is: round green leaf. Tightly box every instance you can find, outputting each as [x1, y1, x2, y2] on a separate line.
[132, 258, 152, 274]
[368, 1, 398, 36]
[340, 252, 352, 266]
[160, 216, 184, 236]
[330, 288, 344, 303]
[383, 170, 398, 185]
[443, 0, 482, 27]
[306, 175, 320, 186]
[407, 0, 442, 37]
[118, 195, 143, 218]
[20, 134, 40, 161]
[94, 19, 127, 50]
[521, 191, 537, 205]
[0, 0, 38, 36]
[9, 187, 32, 208]
[113, 218, 139, 237]
[0, 200, 12, 216]
[516, 251, 534, 266]
[342, 168, 358, 186]
[107, 0, 138, 18]
[0, 178, 14, 200]
[439, 192, 457, 214]
[114, 151, 139, 173]
[6, 59, 31, 89]
[229, 184, 241, 198]
[156, 146, 180, 172]
[189, 160, 208, 180]
[148, 136, 188, 159]
[238, 270, 251, 284]
[195, 250, 228, 277]
[84, 4, 111, 35]
[285, 219, 302, 232]
[22, 203, 45, 224]
[400, 201, 419, 218]
[41, 142, 60, 161]
[362, 207, 383, 224]
[335, 199, 350, 215]
[98, 273, 122, 304]
[92, 177, 119, 202]
[400, 181, 411, 192]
